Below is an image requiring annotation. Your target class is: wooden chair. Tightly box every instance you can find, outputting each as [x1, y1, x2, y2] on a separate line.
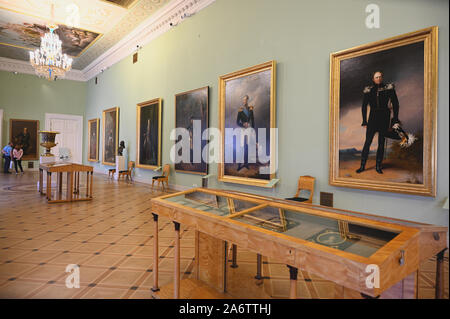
[118, 161, 134, 182]
[285, 175, 315, 204]
[152, 164, 170, 190]
[108, 169, 116, 178]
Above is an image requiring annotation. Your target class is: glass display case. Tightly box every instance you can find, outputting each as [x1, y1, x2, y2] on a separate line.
[151, 188, 448, 299]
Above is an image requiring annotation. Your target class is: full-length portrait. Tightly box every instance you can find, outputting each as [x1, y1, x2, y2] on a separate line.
[136, 98, 162, 169]
[88, 118, 99, 162]
[329, 27, 438, 196]
[102, 107, 119, 166]
[9, 119, 39, 160]
[219, 61, 277, 187]
[175, 86, 209, 175]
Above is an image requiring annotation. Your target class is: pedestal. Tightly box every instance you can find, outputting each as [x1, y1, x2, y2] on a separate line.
[114, 156, 126, 180]
[40, 155, 56, 164]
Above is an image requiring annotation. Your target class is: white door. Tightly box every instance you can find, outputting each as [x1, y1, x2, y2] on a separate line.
[45, 113, 83, 164]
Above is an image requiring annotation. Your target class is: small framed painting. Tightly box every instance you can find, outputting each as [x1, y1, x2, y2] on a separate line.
[88, 118, 99, 162]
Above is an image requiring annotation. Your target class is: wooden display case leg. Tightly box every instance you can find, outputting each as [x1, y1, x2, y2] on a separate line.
[75, 172, 80, 194]
[57, 172, 62, 200]
[435, 249, 447, 299]
[223, 241, 228, 293]
[173, 221, 181, 299]
[67, 172, 73, 201]
[255, 253, 262, 280]
[230, 244, 238, 268]
[151, 213, 160, 292]
[39, 169, 43, 195]
[73, 172, 77, 194]
[89, 171, 93, 198]
[287, 265, 298, 299]
[194, 231, 200, 280]
[46, 172, 51, 201]
[86, 172, 89, 198]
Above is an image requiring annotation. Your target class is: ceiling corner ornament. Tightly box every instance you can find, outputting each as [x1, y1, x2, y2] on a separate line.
[28, 5, 73, 81]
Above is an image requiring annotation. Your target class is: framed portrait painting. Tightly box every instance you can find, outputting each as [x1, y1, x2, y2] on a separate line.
[218, 61, 277, 187]
[9, 119, 39, 160]
[102, 107, 119, 166]
[175, 86, 209, 175]
[136, 98, 162, 170]
[88, 118, 99, 162]
[329, 27, 438, 196]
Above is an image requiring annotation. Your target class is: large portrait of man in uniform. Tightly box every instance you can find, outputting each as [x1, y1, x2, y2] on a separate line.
[218, 61, 277, 187]
[329, 27, 438, 196]
[102, 107, 119, 166]
[136, 99, 162, 169]
[9, 119, 39, 160]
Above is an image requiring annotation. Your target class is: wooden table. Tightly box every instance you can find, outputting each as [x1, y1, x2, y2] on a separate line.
[39, 163, 93, 203]
[150, 188, 448, 299]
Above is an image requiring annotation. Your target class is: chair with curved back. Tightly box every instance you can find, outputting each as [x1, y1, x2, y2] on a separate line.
[118, 161, 134, 182]
[152, 164, 170, 190]
[285, 175, 315, 204]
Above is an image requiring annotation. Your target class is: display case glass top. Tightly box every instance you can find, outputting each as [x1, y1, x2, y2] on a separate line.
[232, 206, 399, 257]
[156, 189, 411, 258]
[165, 191, 259, 217]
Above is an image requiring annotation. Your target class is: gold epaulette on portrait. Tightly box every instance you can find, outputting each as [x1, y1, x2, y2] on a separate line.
[385, 83, 395, 90]
[363, 86, 373, 93]
[238, 107, 244, 111]
[249, 106, 254, 110]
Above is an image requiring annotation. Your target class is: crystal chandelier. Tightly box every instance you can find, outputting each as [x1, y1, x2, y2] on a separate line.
[29, 5, 72, 81]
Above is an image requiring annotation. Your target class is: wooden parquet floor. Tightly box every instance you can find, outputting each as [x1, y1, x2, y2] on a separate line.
[0, 171, 448, 299]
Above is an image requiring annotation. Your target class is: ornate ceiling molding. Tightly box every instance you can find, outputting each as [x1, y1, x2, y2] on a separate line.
[82, 0, 216, 81]
[0, 0, 216, 82]
[72, 0, 172, 70]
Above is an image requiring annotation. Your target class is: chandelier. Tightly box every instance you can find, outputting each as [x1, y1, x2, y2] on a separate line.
[29, 5, 72, 80]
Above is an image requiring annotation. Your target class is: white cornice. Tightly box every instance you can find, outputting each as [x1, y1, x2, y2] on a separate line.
[82, 0, 216, 81]
[0, 56, 86, 82]
[0, 0, 216, 82]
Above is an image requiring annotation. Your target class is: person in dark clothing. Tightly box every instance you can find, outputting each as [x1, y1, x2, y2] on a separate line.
[356, 71, 400, 174]
[236, 95, 255, 171]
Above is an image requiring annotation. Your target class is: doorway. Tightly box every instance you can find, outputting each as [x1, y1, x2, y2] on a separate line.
[45, 113, 83, 164]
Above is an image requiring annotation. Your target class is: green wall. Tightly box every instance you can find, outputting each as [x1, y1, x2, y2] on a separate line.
[53, 0, 450, 228]
[0, 71, 87, 166]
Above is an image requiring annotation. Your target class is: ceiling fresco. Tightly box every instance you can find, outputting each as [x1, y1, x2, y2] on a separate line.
[0, 0, 170, 70]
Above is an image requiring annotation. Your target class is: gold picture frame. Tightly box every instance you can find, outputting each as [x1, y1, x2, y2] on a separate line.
[136, 98, 162, 170]
[9, 119, 40, 160]
[102, 107, 119, 166]
[88, 118, 99, 162]
[329, 27, 438, 197]
[218, 61, 277, 188]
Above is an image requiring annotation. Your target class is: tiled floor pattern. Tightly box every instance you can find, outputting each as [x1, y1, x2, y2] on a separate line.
[0, 171, 448, 299]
